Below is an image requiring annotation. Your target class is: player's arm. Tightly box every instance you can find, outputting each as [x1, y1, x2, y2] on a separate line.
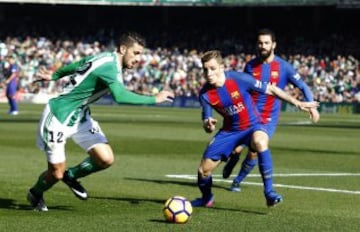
[109, 83, 174, 105]
[265, 83, 318, 112]
[52, 57, 91, 81]
[35, 57, 90, 82]
[288, 67, 320, 123]
[199, 95, 217, 133]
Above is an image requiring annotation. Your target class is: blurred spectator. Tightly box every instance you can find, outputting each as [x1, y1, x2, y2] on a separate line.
[0, 34, 359, 104]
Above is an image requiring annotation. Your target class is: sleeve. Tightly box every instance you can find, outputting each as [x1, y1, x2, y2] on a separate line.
[199, 94, 212, 120]
[239, 72, 268, 94]
[51, 56, 91, 81]
[286, 64, 314, 101]
[109, 82, 156, 105]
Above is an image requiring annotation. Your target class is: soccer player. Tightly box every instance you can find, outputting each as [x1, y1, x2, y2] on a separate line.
[222, 28, 320, 192]
[27, 32, 174, 211]
[191, 50, 318, 207]
[3, 55, 20, 115]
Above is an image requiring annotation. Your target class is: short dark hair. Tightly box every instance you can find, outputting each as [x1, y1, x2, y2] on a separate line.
[257, 28, 276, 42]
[201, 50, 223, 65]
[119, 31, 146, 47]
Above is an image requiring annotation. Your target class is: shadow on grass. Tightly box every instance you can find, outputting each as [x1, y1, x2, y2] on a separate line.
[90, 196, 164, 204]
[0, 198, 73, 211]
[124, 177, 229, 191]
[91, 195, 265, 215]
[91, 178, 266, 216]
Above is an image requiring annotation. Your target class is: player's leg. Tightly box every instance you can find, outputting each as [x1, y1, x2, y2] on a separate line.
[28, 104, 67, 211]
[222, 145, 244, 179]
[230, 150, 258, 192]
[6, 82, 18, 115]
[191, 158, 219, 207]
[192, 130, 242, 207]
[251, 129, 282, 207]
[64, 117, 112, 200]
[65, 143, 114, 180]
[28, 162, 66, 211]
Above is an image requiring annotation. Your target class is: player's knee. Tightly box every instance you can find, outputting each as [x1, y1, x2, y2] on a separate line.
[233, 145, 244, 154]
[97, 154, 114, 168]
[198, 166, 212, 178]
[252, 138, 269, 152]
[248, 151, 258, 160]
[51, 169, 64, 180]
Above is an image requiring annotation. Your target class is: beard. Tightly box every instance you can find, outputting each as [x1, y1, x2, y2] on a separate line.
[259, 49, 272, 60]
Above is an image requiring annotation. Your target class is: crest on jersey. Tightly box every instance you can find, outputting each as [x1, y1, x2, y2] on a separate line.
[231, 91, 240, 99]
[271, 71, 279, 78]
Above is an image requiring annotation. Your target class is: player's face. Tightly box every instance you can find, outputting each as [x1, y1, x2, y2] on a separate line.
[203, 58, 224, 86]
[122, 42, 144, 69]
[257, 35, 276, 60]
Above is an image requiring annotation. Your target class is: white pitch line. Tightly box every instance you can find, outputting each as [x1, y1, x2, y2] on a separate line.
[165, 173, 360, 195]
[215, 173, 360, 177]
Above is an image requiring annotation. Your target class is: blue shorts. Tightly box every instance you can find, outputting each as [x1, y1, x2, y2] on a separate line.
[265, 122, 277, 138]
[202, 124, 268, 161]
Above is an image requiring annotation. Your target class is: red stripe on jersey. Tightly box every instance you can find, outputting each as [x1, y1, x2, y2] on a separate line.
[261, 61, 280, 121]
[207, 88, 221, 106]
[207, 88, 230, 130]
[225, 79, 250, 130]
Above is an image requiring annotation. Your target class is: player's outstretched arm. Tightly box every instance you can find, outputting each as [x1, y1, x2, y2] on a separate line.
[33, 66, 53, 82]
[265, 84, 319, 113]
[110, 83, 174, 105]
[309, 107, 320, 123]
[154, 90, 175, 103]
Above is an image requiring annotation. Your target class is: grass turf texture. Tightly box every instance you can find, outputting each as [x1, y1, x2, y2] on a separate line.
[0, 103, 359, 231]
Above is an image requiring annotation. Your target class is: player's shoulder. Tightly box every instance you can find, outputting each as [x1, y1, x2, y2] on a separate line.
[94, 51, 114, 59]
[274, 55, 292, 67]
[88, 52, 117, 69]
[246, 57, 261, 66]
[89, 52, 115, 63]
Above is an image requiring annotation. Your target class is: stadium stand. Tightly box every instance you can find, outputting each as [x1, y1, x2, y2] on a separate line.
[0, 3, 359, 105]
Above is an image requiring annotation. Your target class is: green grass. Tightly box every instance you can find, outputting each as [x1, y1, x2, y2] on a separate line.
[0, 103, 359, 231]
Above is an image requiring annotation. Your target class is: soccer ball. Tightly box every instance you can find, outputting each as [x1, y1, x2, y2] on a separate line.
[163, 196, 192, 224]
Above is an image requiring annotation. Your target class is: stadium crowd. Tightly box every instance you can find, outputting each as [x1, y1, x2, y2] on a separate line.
[0, 34, 359, 103]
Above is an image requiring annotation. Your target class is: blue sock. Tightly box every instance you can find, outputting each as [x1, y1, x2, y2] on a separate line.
[8, 97, 18, 112]
[198, 172, 212, 199]
[258, 149, 273, 195]
[234, 157, 257, 183]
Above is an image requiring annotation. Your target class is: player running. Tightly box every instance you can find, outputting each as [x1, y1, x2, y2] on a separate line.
[222, 28, 320, 192]
[191, 50, 318, 207]
[27, 32, 174, 211]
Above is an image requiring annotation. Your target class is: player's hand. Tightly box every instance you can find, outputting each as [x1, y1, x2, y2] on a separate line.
[203, 117, 217, 133]
[33, 66, 53, 83]
[296, 101, 319, 112]
[308, 107, 320, 123]
[155, 90, 175, 103]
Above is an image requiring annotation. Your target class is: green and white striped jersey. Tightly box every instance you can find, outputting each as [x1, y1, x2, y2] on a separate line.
[49, 52, 156, 125]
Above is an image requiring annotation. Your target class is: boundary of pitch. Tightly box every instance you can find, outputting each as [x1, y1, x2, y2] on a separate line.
[165, 173, 360, 195]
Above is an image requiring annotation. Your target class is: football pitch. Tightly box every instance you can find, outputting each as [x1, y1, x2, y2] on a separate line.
[0, 103, 359, 231]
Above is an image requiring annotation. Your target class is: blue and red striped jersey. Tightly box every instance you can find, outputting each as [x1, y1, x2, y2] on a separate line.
[244, 55, 313, 125]
[199, 71, 267, 131]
